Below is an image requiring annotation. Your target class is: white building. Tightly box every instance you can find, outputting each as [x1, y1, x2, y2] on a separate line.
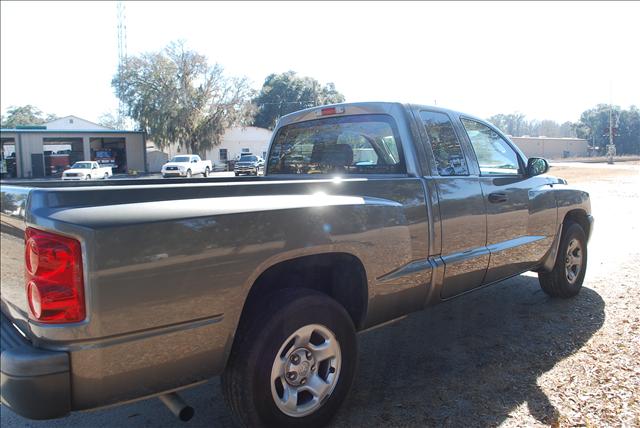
[205, 126, 272, 163]
[509, 136, 589, 159]
[44, 116, 113, 131]
[160, 126, 272, 168]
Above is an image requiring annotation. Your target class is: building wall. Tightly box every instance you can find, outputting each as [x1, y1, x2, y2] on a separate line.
[45, 116, 112, 131]
[123, 133, 145, 173]
[159, 126, 273, 166]
[205, 126, 273, 162]
[510, 137, 589, 159]
[146, 149, 169, 172]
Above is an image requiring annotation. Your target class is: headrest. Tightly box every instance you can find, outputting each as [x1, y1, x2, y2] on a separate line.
[311, 143, 353, 167]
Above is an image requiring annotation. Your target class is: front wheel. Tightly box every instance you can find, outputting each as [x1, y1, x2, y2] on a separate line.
[539, 221, 588, 298]
[222, 289, 357, 428]
[186, 169, 192, 178]
[85, 175, 91, 180]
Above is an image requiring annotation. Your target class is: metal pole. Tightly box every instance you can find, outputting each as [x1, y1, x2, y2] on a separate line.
[607, 83, 615, 164]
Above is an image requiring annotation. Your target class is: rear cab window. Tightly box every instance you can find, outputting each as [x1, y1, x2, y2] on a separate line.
[267, 114, 405, 175]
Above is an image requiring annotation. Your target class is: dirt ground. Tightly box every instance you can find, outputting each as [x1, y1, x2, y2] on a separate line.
[2, 162, 639, 428]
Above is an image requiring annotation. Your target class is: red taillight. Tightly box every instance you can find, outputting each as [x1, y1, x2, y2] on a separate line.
[24, 227, 85, 323]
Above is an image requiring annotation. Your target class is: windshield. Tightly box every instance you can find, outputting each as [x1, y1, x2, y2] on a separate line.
[239, 155, 257, 162]
[267, 114, 404, 175]
[72, 162, 93, 169]
[170, 156, 191, 163]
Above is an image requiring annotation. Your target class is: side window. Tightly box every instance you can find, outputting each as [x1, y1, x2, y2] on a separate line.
[420, 111, 469, 176]
[461, 119, 521, 175]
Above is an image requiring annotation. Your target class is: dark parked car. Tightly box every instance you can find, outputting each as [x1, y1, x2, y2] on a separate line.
[234, 154, 265, 176]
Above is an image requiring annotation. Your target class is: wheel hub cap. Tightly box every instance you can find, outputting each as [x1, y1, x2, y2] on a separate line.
[285, 348, 315, 386]
[270, 324, 341, 417]
[564, 238, 583, 284]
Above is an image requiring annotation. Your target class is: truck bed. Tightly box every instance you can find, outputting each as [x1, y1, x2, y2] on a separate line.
[1, 174, 430, 409]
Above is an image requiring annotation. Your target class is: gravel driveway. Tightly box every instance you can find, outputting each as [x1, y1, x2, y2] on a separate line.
[2, 163, 638, 427]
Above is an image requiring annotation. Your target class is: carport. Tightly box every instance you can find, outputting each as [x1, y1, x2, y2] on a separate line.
[0, 127, 146, 179]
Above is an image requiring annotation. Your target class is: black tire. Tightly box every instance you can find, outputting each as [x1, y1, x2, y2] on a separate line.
[85, 175, 91, 180]
[222, 289, 357, 428]
[204, 167, 210, 177]
[235, 172, 239, 176]
[104, 172, 109, 179]
[539, 221, 588, 298]
[186, 169, 192, 178]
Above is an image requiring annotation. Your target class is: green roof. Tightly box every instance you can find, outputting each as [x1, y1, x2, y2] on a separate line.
[0, 128, 145, 134]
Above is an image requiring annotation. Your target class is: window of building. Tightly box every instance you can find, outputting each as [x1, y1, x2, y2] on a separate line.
[461, 119, 521, 175]
[219, 148, 228, 161]
[420, 111, 468, 176]
[242, 148, 250, 153]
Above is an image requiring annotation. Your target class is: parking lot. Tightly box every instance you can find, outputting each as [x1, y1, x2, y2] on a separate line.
[2, 161, 639, 427]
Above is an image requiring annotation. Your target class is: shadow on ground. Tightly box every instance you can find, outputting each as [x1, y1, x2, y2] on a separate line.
[1, 274, 604, 428]
[331, 274, 605, 427]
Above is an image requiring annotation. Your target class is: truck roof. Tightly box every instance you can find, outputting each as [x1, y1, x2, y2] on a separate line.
[276, 101, 479, 128]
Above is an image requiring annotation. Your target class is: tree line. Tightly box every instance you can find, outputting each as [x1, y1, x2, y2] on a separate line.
[487, 106, 640, 154]
[3, 41, 638, 155]
[111, 41, 343, 155]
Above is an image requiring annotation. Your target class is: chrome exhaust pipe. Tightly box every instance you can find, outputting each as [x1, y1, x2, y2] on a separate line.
[159, 392, 194, 422]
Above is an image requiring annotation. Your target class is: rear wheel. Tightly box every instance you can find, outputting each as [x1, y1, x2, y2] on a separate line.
[204, 167, 210, 177]
[222, 289, 357, 428]
[104, 172, 109, 179]
[539, 221, 588, 298]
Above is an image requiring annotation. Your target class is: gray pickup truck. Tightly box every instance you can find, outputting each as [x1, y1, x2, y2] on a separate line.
[1, 102, 593, 427]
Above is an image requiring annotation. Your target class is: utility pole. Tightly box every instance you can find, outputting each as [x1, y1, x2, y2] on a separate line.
[606, 81, 616, 164]
[116, 2, 128, 130]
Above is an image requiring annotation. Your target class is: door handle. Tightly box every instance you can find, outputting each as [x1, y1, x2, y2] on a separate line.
[488, 192, 508, 203]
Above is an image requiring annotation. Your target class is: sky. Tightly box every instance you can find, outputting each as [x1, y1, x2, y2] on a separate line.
[1, 1, 639, 125]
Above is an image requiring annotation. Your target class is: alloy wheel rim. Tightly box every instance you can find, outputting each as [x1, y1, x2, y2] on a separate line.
[565, 238, 583, 285]
[270, 323, 341, 417]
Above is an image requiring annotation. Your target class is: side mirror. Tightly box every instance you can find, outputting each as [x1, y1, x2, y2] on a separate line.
[527, 157, 549, 176]
[192, 159, 197, 163]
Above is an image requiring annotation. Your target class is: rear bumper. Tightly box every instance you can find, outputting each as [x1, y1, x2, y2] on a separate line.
[0, 313, 71, 420]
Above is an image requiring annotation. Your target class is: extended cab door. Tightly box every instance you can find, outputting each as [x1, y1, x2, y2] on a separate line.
[416, 110, 489, 299]
[457, 118, 558, 283]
